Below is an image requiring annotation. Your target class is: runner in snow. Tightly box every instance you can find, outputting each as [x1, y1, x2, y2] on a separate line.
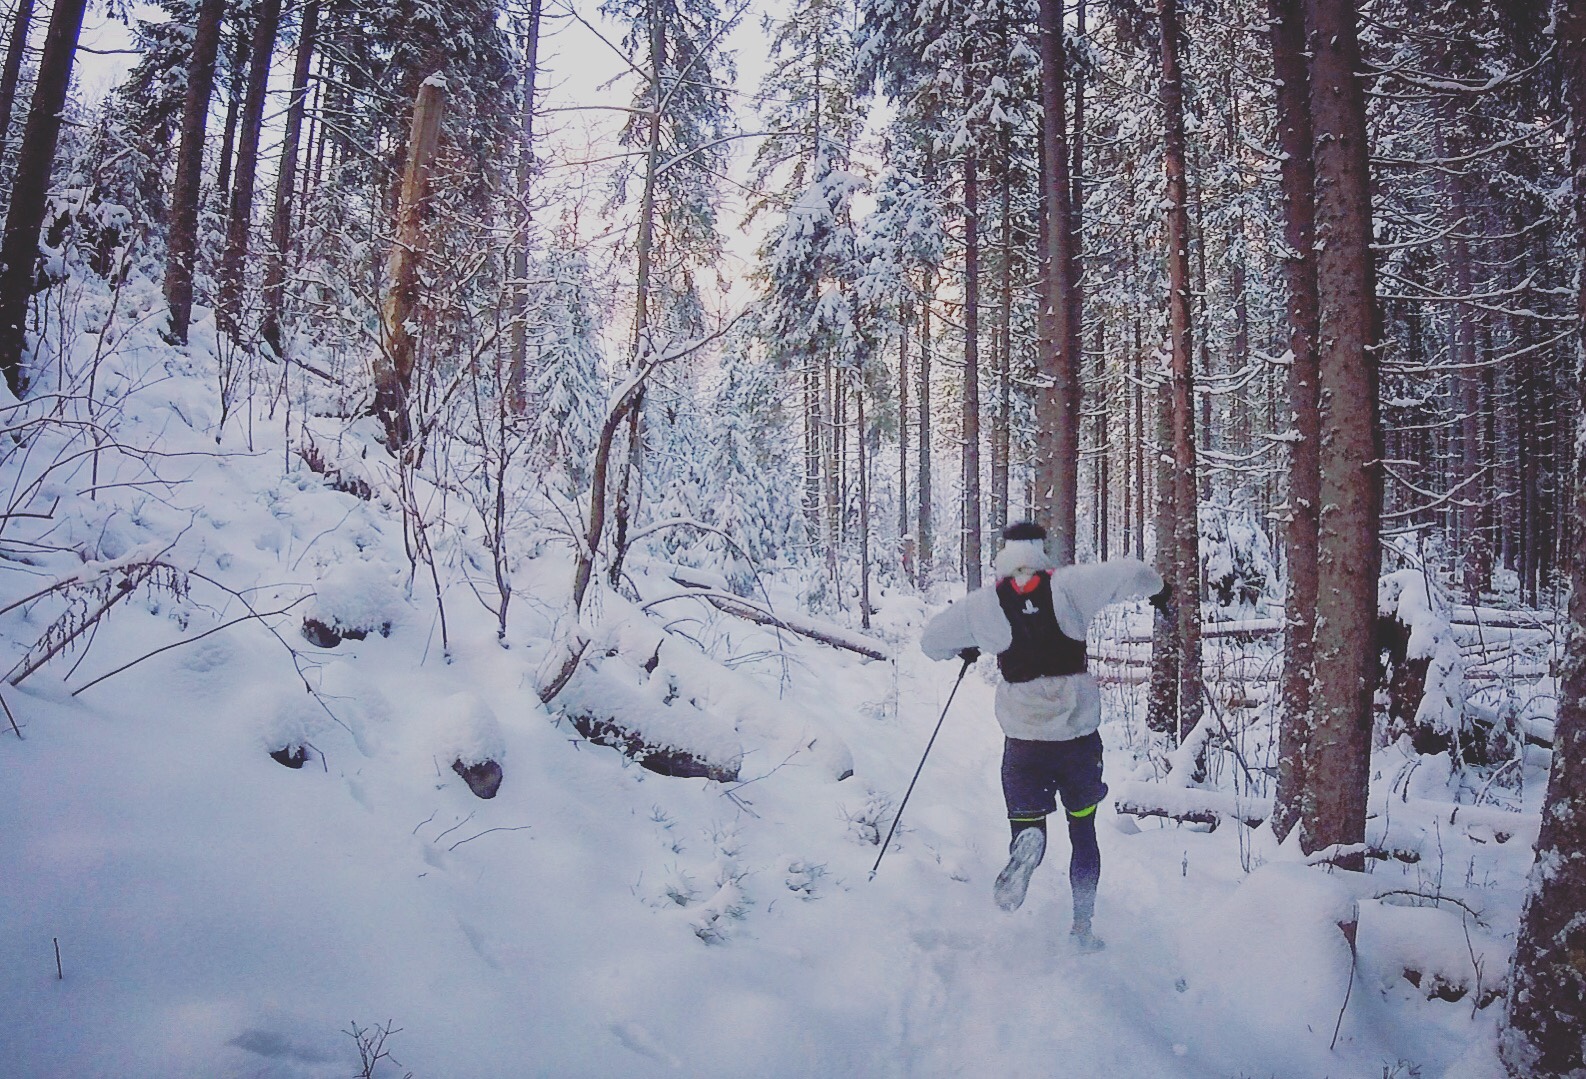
[920, 521, 1173, 950]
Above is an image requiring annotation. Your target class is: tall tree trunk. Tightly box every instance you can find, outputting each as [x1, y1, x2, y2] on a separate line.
[1159, 0, 1202, 742]
[1035, 0, 1080, 563]
[217, 0, 283, 336]
[0, 0, 88, 396]
[962, 128, 983, 589]
[1147, 374, 1179, 737]
[993, 140, 1013, 538]
[1498, 2, 1586, 1072]
[607, 11, 666, 593]
[858, 383, 872, 629]
[261, 0, 320, 355]
[1298, 0, 1382, 867]
[214, 29, 249, 210]
[507, 0, 544, 413]
[372, 78, 445, 450]
[918, 265, 934, 586]
[1094, 321, 1108, 560]
[162, 0, 226, 345]
[0, 0, 37, 174]
[899, 313, 910, 551]
[1268, 0, 1321, 845]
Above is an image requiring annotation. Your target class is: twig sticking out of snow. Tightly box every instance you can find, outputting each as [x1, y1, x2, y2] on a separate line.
[1, 689, 21, 739]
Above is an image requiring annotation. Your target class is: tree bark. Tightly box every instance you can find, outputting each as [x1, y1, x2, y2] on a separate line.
[899, 313, 910, 555]
[0, 0, 88, 395]
[507, 0, 544, 413]
[962, 125, 983, 589]
[1035, 0, 1080, 564]
[1268, 0, 1321, 844]
[217, 0, 284, 336]
[1147, 375, 1179, 738]
[372, 78, 446, 450]
[214, 28, 249, 209]
[605, 7, 664, 594]
[992, 136, 1013, 539]
[1298, 0, 1382, 868]
[858, 384, 872, 628]
[162, 0, 226, 345]
[0, 0, 37, 173]
[261, 0, 320, 355]
[1498, 0, 1586, 1073]
[918, 264, 934, 587]
[1159, 0, 1203, 742]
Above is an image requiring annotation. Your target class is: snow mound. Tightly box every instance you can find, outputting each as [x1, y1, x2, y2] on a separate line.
[255, 682, 335, 753]
[1183, 863, 1357, 1046]
[305, 562, 405, 639]
[434, 691, 507, 767]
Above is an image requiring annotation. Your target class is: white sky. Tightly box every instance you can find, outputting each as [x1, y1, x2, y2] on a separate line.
[71, 0, 779, 327]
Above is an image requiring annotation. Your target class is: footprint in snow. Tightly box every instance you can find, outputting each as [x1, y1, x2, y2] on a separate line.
[611, 1020, 682, 1069]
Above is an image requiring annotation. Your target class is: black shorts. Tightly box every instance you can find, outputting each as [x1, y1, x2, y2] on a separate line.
[1000, 730, 1108, 820]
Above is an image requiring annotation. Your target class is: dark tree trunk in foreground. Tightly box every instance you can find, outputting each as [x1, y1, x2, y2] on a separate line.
[1498, 1, 1586, 1073]
[1157, 0, 1202, 742]
[1297, 0, 1382, 867]
[218, 0, 284, 335]
[1035, 0, 1080, 564]
[0, 0, 88, 396]
[262, 0, 321, 354]
[0, 0, 37, 171]
[163, 0, 227, 345]
[1268, 0, 1321, 844]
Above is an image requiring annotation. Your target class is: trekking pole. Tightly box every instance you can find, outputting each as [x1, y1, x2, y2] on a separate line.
[870, 654, 973, 880]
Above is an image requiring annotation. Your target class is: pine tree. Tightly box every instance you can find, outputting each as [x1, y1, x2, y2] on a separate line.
[524, 245, 607, 498]
[0, 0, 89, 395]
[1298, 0, 1383, 867]
[1496, 0, 1586, 1072]
[161, 0, 225, 345]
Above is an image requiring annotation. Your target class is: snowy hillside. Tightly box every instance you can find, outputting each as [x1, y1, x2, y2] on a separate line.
[0, 276, 1546, 1079]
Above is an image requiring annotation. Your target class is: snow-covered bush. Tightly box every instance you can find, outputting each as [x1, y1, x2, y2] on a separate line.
[1376, 569, 1516, 765]
[1199, 495, 1277, 612]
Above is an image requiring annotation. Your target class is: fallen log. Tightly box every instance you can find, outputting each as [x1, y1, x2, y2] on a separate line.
[1112, 781, 1272, 831]
[657, 580, 892, 662]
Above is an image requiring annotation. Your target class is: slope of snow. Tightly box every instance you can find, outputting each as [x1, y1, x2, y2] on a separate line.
[0, 279, 1542, 1078]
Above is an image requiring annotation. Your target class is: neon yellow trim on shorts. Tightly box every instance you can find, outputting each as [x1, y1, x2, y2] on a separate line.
[1067, 803, 1098, 819]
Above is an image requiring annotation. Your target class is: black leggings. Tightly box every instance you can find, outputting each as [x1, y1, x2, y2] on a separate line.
[1010, 812, 1100, 926]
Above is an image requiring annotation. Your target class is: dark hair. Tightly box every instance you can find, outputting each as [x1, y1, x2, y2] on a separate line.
[1002, 520, 1047, 542]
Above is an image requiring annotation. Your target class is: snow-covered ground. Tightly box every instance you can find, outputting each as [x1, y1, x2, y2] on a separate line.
[0, 280, 1536, 1078]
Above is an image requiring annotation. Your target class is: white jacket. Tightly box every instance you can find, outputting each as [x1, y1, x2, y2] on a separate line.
[920, 558, 1164, 741]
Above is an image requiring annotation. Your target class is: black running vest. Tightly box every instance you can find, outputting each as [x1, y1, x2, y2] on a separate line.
[995, 571, 1088, 683]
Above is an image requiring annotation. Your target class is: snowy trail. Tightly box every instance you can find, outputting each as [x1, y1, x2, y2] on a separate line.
[851, 647, 1216, 1079]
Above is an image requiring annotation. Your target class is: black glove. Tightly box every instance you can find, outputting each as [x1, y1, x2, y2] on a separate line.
[1150, 582, 1175, 617]
[958, 647, 981, 664]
